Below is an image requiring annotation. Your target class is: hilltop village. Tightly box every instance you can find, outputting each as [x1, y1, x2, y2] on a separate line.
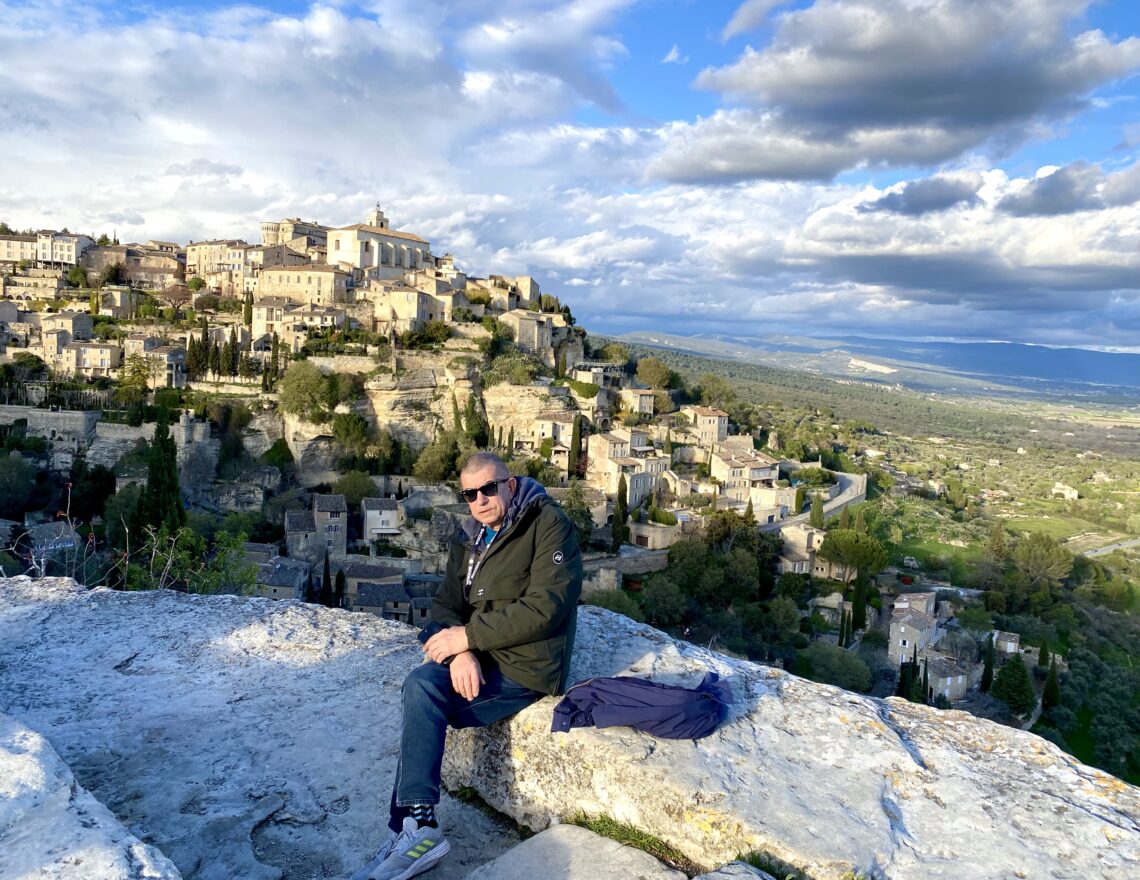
[0, 207, 1134, 771]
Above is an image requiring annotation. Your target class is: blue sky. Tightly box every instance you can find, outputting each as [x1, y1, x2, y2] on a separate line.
[1, 0, 1139, 349]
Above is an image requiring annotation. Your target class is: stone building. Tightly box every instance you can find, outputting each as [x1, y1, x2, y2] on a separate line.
[680, 405, 729, 447]
[327, 206, 432, 280]
[285, 493, 348, 563]
[258, 264, 351, 306]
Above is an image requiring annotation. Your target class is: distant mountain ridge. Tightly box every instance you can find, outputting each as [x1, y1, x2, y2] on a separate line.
[618, 331, 1140, 399]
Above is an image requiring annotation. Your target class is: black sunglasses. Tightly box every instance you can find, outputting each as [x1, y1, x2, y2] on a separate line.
[460, 478, 510, 503]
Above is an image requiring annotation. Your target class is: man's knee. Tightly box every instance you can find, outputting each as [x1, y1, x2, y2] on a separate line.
[402, 662, 452, 708]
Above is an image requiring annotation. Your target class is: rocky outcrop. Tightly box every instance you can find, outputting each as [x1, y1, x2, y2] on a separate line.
[364, 353, 474, 450]
[280, 412, 338, 487]
[1, 579, 1136, 880]
[482, 383, 576, 444]
[447, 607, 1140, 879]
[0, 712, 181, 879]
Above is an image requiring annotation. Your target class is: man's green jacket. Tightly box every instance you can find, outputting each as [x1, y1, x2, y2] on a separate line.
[431, 477, 583, 695]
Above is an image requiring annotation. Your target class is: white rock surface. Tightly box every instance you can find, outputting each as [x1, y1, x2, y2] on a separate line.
[0, 578, 520, 880]
[0, 712, 181, 880]
[1, 578, 1137, 880]
[462, 824, 685, 880]
[444, 606, 1140, 879]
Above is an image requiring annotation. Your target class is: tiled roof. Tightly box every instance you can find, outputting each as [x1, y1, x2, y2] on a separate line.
[357, 582, 410, 605]
[333, 224, 428, 244]
[257, 558, 308, 588]
[345, 561, 402, 581]
[285, 510, 315, 533]
[313, 494, 347, 513]
[362, 497, 398, 511]
[402, 574, 443, 598]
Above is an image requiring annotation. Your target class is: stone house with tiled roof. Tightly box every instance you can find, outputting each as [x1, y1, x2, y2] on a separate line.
[362, 497, 401, 540]
[327, 206, 431, 280]
[889, 607, 941, 666]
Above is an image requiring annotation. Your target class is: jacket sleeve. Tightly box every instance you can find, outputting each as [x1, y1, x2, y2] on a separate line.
[430, 538, 469, 628]
[464, 506, 583, 652]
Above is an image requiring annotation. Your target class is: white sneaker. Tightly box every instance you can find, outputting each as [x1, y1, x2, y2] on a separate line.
[348, 825, 400, 880]
[363, 817, 450, 880]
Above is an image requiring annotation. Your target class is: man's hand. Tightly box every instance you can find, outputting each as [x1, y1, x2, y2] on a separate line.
[449, 651, 484, 701]
[423, 625, 470, 664]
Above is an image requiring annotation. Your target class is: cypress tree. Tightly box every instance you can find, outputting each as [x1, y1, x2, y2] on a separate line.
[854, 506, 866, 534]
[921, 659, 930, 703]
[1038, 640, 1049, 670]
[810, 494, 825, 528]
[839, 506, 851, 530]
[243, 290, 253, 327]
[305, 570, 316, 604]
[227, 327, 239, 375]
[506, 427, 514, 459]
[981, 634, 995, 693]
[451, 392, 463, 432]
[496, 426, 503, 449]
[320, 552, 333, 607]
[209, 340, 221, 378]
[556, 348, 566, 379]
[852, 576, 868, 631]
[744, 498, 755, 523]
[568, 415, 581, 475]
[837, 610, 846, 647]
[664, 430, 673, 457]
[611, 473, 629, 553]
[134, 411, 185, 534]
[1042, 659, 1060, 711]
[334, 568, 346, 609]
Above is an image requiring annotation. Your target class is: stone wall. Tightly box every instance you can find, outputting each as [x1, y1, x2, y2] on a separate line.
[308, 355, 378, 375]
[580, 549, 670, 596]
[0, 405, 100, 440]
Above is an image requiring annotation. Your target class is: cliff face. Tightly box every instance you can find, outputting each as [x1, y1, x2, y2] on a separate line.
[0, 578, 1136, 880]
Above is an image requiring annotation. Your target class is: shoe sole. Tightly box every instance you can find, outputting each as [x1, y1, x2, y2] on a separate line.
[388, 838, 451, 880]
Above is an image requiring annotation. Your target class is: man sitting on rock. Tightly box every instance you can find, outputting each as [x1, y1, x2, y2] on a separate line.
[351, 451, 583, 880]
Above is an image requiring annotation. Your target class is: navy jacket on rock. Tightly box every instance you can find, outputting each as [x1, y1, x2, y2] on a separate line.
[551, 672, 733, 740]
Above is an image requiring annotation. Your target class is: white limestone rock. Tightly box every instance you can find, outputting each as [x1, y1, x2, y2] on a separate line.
[0, 577, 519, 880]
[443, 606, 1140, 879]
[0, 712, 181, 880]
[2, 579, 1137, 880]
[462, 824, 685, 880]
[694, 864, 776, 880]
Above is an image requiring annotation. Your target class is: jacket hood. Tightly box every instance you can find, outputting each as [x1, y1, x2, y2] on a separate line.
[461, 476, 548, 540]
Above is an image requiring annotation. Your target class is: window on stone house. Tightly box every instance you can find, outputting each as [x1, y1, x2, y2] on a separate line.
[900, 639, 908, 647]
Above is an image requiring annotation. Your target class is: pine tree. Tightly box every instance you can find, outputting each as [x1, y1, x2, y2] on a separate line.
[1042, 659, 1060, 711]
[991, 654, 1036, 716]
[981, 634, 995, 692]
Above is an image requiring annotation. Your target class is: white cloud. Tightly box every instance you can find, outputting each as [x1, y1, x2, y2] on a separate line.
[721, 0, 787, 42]
[661, 44, 687, 64]
[0, 0, 1137, 348]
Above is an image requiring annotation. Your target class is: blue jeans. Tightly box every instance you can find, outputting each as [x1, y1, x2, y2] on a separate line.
[388, 659, 541, 832]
